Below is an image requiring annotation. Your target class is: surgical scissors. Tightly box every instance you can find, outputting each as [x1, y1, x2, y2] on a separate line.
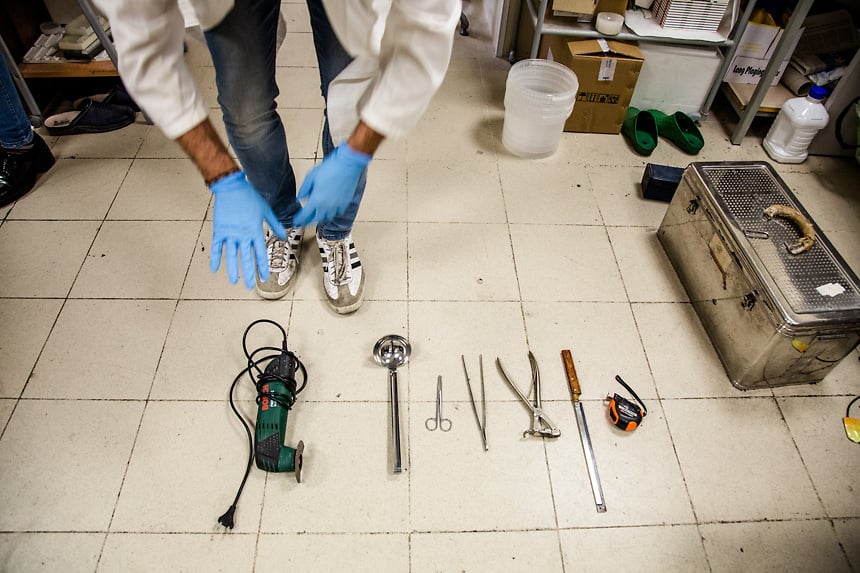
[496, 352, 561, 438]
[425, 375, 452, 431]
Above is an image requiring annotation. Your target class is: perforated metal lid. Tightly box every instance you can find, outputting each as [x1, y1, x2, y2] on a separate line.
[694, 163, 860, 323]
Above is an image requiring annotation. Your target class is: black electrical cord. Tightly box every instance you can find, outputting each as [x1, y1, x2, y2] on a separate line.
[218, 319, 307, 529]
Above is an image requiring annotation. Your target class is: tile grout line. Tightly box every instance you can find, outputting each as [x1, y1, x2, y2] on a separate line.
[542, 436, 568, 573]
[15, 394, 858, 403]
[9, 153, 138, 401]
[487, 66, 571, 568]
[3, 514, 854, 536]
[598, 164, 717, 570]
[0, 296, 65, 443]
[1, 155, 136, 451]
[251, 300, 302, 569]
[94, 156, 202, 570]
[769, 395, 854, 569]
[771, 396, 830, 516]
[404, 137, 414, 573]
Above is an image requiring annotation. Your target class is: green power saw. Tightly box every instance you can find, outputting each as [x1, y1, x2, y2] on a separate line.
[218, 319, 307, 529]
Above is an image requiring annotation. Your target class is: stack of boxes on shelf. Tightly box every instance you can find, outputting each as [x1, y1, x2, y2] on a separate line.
[651, 0, 729, 33]
[57, 13, 110, 60]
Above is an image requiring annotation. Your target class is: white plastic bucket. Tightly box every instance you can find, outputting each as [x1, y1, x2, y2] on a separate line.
[502, 59, 578, 159]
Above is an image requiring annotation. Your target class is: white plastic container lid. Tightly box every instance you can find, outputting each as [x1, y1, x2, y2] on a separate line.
[504, 59, 578, 119]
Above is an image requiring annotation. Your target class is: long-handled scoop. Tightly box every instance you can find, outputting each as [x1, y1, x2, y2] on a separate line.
[373, 335, 411, 473]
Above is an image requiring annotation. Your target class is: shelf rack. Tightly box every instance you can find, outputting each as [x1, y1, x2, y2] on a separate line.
[718, 0, 815, 144]
[522, 0, 816, 144]
[3, 0, 121, 126]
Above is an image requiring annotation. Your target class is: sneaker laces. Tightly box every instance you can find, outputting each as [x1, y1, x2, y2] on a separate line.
[325, 238, 351, 286]
[267, 234, 288, 273]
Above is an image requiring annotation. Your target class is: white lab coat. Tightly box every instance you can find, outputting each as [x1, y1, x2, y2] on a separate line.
[91, 0, 459, 142]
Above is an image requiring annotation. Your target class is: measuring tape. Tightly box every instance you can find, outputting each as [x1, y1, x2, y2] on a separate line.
[845, 395, 860, 444]
[606, 375, 647, 432]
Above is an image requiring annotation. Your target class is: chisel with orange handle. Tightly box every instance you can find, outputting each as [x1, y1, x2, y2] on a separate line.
[561, 349, 606, 513]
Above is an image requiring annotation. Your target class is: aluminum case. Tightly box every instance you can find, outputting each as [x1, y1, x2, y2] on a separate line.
[657, 162, 860, 390]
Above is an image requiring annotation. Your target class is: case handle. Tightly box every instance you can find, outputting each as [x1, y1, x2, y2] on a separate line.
[763, 204, 816, 255]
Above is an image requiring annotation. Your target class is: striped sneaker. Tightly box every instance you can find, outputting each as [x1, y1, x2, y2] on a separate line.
[255, 227, 302, 300]
[316, 232, 364, 314]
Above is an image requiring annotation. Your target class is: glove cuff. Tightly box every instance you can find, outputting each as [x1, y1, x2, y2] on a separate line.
[340, 142, 373, 167]
[208, 168, 245, 190]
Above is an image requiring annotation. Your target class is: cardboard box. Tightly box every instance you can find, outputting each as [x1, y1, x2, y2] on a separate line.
[550, 0, 628, 20]
[550, 0, 596, 20]
[723, 21, 803, 85]
[545, 36, 644, 134]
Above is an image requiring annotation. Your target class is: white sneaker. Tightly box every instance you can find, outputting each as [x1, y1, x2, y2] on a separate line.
[316, 232, 364, 314]
[255, 227, 302, 300]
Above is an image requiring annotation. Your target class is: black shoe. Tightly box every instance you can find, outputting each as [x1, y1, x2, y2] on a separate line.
[0, 133, 56, 207]
[73, 82, 141, 113]
[44, 98, 136, 136]
[104, 82, 140, 112]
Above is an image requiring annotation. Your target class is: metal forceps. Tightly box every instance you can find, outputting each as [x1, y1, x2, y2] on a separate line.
[462, 355, 488, 451]
[496, 352, 561, 438]
[425, 376, 452, 431]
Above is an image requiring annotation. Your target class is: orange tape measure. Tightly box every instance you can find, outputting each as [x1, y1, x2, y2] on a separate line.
[606, 375, 647, 432]
[844, 395, 860, 444]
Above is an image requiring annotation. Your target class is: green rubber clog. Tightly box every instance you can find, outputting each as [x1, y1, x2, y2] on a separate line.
[621, 107, 658, 156]
[649, 110, 704, 154]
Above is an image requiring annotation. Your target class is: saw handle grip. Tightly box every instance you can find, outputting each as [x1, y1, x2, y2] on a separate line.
[561, 349, 581, 401]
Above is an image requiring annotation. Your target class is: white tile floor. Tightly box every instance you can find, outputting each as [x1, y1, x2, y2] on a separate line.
[2, 8, 860, 572]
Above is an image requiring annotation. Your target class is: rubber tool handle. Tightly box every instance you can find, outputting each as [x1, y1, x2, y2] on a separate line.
[561, 349, 581, 402]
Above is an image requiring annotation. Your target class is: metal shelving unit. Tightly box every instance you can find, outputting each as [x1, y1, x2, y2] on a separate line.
[528, 2, 743, 56]
[525, 0, 756, 118]
[4, 0, 152, 127]
[523, 0, 815, 143]
[717, 0, 815, 144]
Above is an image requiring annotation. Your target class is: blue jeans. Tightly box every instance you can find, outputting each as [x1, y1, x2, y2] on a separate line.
[0, 58, 33, 149]
[204, 0, 367, 240]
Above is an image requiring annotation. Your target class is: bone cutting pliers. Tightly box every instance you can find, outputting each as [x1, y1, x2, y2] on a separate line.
[496, 352, 561, 438]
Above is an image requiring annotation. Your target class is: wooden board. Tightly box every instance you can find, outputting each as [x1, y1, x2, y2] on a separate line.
[723, 81, 794, 114]
[19, 60, 118, 78]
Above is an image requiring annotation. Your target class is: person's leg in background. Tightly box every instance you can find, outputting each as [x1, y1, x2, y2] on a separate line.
[307, 0, 368, 314]
[205, 0, 302, 299]
[0, 58, 55, 207]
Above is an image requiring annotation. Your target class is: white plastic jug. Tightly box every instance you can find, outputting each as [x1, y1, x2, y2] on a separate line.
[763, 85, 830, 164]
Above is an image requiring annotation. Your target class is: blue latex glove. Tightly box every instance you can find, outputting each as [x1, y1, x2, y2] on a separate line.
[293, 142, 371, 227]
[209, 170, 286, 289]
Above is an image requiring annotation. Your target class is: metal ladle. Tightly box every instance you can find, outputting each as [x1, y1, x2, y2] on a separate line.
[373, 334, 411, 473]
